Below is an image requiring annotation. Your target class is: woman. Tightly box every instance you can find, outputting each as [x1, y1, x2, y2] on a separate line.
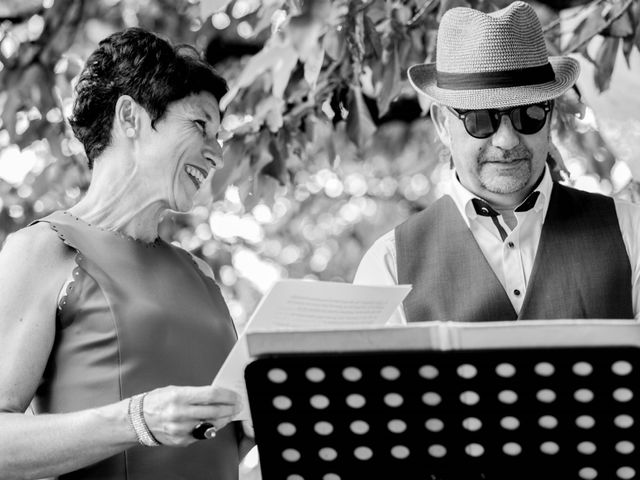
[0, 28, 247, 479]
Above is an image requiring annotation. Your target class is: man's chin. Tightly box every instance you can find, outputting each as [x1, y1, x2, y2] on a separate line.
[479, 163, 531, 194]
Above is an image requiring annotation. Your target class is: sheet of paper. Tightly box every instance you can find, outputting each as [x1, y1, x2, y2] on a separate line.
[212, 280, 411, 421]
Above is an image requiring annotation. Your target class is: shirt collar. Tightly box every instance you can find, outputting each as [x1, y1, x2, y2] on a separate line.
[447, 166, 552, 226]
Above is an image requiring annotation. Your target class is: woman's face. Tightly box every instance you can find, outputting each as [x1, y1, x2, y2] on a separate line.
[142, 91, 223, 212]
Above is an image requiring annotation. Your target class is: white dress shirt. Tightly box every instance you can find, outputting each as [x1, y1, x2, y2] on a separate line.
[353, 168, 640, 323]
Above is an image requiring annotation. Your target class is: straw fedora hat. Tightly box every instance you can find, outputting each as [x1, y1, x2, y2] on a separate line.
[408, 1, 580, 110]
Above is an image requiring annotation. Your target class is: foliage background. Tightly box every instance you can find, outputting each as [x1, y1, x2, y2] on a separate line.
[1, 0, 639, 326]
[1, 0, 639, 477]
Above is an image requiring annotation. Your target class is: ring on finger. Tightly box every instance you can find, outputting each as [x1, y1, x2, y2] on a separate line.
[191, 421, 217, 440]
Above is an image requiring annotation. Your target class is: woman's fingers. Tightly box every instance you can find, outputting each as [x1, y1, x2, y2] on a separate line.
[242, 420, 255, 438]
[178, 385, 241, 406]
[181, 404, 240, 422]
[140, 385, 242, 446]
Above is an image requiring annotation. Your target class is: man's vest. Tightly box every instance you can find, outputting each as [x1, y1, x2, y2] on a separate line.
[396, 183, 633, 322]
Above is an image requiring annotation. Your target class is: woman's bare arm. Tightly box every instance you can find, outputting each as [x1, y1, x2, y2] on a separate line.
[0, 225, 241, 480]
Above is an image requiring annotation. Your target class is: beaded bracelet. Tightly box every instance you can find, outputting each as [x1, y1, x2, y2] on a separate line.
[128, 393, 161, 447]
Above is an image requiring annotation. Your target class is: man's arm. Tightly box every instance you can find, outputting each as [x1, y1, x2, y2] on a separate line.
[352, 230, 407, 325]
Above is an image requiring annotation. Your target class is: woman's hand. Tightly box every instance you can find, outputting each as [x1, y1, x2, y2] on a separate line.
[142, 385, 241, 446]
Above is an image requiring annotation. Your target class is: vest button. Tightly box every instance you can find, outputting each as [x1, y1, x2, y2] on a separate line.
[508, 241, 515, 248]
[514, 289, 521, 296]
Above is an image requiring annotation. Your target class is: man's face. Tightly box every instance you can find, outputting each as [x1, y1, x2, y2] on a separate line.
[433, 102, 552, 206]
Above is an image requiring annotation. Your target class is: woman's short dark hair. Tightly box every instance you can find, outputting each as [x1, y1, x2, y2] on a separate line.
[69, 27, 228, 168]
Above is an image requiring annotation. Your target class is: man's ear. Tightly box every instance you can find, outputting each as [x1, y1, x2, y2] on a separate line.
[430, 102, 451, 148]
[114, 95, 142, 139]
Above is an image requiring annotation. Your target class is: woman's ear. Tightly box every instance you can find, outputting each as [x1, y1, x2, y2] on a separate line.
[430, 102, 451, 149]
[114, 95, 141, 139]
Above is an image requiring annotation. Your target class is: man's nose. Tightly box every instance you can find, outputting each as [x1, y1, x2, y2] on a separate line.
[491, 115, 519, 150]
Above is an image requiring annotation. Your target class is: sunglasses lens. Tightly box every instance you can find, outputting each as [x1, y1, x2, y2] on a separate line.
[456, 102, 549, 138]
[511, 104, 548, 134]
[464, 111, 498, 139]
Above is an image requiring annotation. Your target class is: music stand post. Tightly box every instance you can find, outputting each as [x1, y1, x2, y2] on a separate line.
[246, 346, 640, 480]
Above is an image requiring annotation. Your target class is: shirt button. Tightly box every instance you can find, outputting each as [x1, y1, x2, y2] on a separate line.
[481, 207, 489, 214]
[514, 289, 521, 296]
[508, 241, 515, 248]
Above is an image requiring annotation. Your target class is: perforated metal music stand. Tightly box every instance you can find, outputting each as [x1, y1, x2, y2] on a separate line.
[245, 344, 640, 480]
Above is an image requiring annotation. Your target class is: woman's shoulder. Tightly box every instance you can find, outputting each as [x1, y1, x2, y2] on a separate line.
[1, 220, 74, 268]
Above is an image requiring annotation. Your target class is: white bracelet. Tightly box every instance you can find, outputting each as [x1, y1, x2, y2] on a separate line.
[128, 393, 161, 447]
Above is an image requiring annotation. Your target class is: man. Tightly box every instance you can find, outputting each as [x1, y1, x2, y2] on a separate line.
[354, 1, 640, 324]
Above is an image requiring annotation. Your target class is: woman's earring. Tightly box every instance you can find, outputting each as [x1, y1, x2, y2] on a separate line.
[125, 127, 136, 138]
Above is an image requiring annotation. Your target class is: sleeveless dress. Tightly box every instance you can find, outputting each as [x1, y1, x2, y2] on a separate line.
[31, 211, 239, 480]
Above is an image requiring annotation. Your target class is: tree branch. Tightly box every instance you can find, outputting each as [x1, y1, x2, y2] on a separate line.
[562, 0, 634, 53]
[406, 0, 439, 27]
[542, 0, 603, 34]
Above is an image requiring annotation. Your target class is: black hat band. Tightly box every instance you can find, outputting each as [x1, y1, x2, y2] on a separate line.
[436, 63, 556, 91]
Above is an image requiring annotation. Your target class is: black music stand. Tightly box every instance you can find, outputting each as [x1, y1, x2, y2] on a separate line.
[245, 345, 640, 480]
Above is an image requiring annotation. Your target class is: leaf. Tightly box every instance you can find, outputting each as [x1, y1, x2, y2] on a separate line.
[346, 86, 376, 149]
[603, 10, 634, 37]
[556, 88, 586, 118]
[303, 44, 324, 90]
[615, 180, 640, 203]
[15, 120, 48, 150]
[1, 92, 22, 141]
[221, 42, 299, 109]
[547, 141, 568, 182]
[347, 5, 366, 77]
[376, 43, 401, 117]
[323, 28, 346, 61]
[573, 128, 616, 179]
[251, 129, 275, 173]
[603, 0, 635, 25]
[1, 64, 55, 146]
[594, 37, 620, 92]
[251, 2, 284, 37]
[221, 47, 278, 109]
[251, 174, 280, 208]
[45, 127, 65, 162]
[262, 137, 288, 184]
[272, 44, 299, 99]
[363, 14, 382, 59]
[562, 7, 608, 54]
[309, 115, 337, 163]
[633, 1, 640, 53]
[211, 139, 248, 199]
[622, 36, 635, 66]
[564, 0, 634, 53]
[576, 43, 596, 65]
[288, 10, 324, 55]
[198, 0, 233, 19]
[253, 95, 285, 132]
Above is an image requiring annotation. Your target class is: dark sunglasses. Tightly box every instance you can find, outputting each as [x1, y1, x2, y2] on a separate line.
[447, 101, 553, 139]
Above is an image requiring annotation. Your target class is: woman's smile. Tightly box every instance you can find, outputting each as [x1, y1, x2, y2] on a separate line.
[184, 163, 208, 189]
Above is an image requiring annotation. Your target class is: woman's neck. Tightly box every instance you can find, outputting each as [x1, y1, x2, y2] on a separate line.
[68, 150, 168, 242]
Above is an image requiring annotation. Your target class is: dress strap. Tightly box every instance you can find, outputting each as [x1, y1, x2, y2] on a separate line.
[30, 210, 83, 253]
